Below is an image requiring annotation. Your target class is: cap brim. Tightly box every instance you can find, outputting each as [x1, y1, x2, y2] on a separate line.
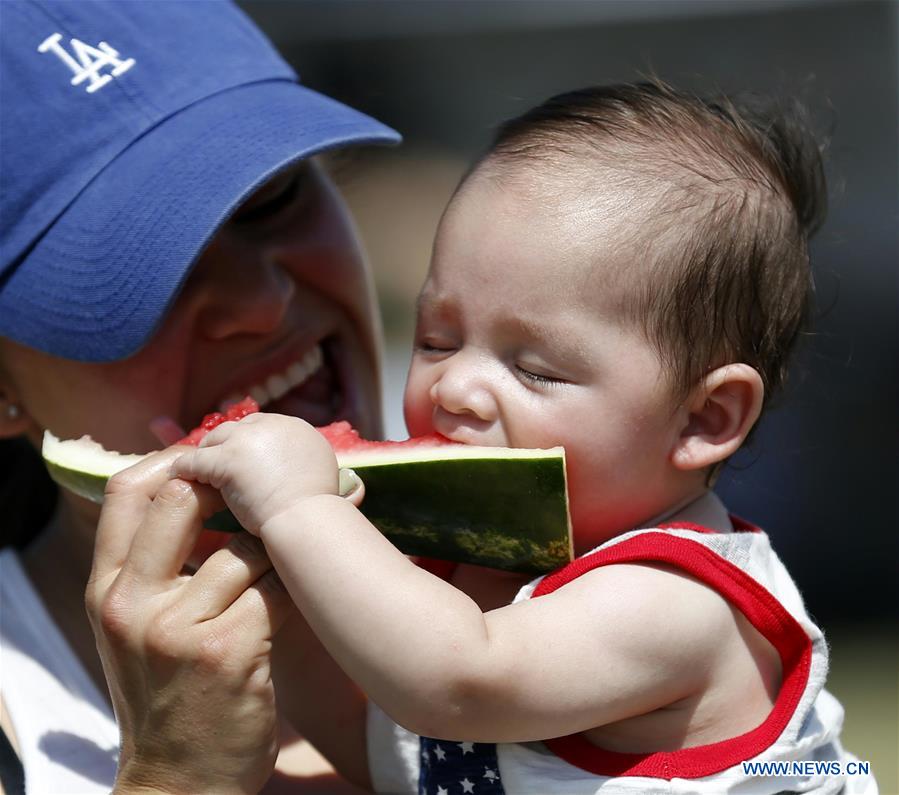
[0, 81, 400, 361]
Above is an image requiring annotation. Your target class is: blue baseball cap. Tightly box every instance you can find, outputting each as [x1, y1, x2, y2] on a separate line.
[0, 0, 400, 361]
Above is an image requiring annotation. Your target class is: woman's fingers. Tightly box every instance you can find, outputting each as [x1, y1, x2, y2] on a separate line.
[90, 446, 188, 585]
[214, 567, 296, 647]
[178, 532, 276, 623]
[121, 479, 226, 585]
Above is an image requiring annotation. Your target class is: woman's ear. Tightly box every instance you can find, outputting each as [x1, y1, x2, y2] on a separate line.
[0, 386, 31, 439]
[671, 364, 764, 472]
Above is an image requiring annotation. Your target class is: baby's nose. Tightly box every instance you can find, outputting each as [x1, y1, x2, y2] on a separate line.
[429, 358, 497, 423]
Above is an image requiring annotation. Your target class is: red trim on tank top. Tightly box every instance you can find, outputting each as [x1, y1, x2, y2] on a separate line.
[532, 532, 812, 780]
[729, 514, 763, 533]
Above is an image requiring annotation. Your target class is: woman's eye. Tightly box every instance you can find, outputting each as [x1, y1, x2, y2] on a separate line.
[516, 365, 565, 386]
[231, 173, 307, 225]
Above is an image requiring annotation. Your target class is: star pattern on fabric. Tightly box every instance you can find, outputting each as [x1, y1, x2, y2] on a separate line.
[419, 736, 504, 794]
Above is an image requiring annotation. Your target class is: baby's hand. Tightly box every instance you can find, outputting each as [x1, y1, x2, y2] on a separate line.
[169, 413, 338, 535]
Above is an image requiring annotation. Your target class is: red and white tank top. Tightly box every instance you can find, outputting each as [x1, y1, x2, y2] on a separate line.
[367, 493, 877, 794]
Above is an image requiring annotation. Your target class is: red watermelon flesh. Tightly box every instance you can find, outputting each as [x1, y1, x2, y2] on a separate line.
[176, 396, 261, 445]
[317, 420, 457, 454]
[176, 396, 457, 453]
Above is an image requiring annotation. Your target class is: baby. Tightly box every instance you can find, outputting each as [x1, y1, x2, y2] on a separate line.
[172, 83, 875, 794]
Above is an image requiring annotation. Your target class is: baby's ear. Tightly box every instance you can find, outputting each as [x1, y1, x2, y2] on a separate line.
[670, 364, 764, 471]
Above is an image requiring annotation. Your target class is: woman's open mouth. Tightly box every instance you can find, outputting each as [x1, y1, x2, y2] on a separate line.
[151, 337, 360, 450]
[217, 336, 347, 428]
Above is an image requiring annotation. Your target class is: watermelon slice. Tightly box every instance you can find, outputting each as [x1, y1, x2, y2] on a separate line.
[42, 407, 572, 574]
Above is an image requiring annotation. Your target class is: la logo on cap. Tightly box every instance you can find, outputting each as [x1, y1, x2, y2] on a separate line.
[38, 33, 135, 94]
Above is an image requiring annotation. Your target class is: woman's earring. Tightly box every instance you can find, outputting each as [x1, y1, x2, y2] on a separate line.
[6, 404, 21, 420]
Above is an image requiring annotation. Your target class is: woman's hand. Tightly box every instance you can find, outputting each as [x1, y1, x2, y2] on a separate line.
[85, 447, 295, 795]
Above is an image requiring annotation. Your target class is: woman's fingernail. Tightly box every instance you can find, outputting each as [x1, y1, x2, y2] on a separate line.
[338, 468, 362, 497]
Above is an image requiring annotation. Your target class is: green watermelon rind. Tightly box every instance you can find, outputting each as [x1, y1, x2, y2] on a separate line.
[42, 431, 573, 574]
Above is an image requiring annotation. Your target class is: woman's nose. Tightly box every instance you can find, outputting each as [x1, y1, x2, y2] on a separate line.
[429, 354, 497, 423]
[193, 238, 296, 341]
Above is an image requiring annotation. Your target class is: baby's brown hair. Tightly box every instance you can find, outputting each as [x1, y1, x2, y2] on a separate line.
[479, 81, 827, 410]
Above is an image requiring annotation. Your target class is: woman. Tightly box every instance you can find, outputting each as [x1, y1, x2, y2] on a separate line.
[0, 1, 397, 792]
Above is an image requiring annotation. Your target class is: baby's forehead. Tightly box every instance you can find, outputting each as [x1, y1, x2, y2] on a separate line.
[430, 181, 654, 326]
[449, 162, 664, 284]
[475, 154, 639, 210]
[479, 155, 671, 245]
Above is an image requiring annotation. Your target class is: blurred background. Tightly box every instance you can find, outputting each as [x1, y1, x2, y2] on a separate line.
[240, 1, 897, 787]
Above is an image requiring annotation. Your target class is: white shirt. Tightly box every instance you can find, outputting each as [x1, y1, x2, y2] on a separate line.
[0, 548, 118, 794]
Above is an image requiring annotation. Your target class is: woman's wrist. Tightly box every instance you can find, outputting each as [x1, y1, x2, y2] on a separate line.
[114, 764, 257, 795]
[114, 785, 252, 795]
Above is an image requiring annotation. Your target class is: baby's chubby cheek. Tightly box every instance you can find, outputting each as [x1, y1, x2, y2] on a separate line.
[561, 455, 635, 545]
[402, 385, 432, 437]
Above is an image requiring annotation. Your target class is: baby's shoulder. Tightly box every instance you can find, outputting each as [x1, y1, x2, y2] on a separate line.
[562, 560, 744, 651]
[566, 562, 783, 748]
[549, 554, 782, 702]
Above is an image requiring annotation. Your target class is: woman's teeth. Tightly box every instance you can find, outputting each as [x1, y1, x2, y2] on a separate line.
[219, 345, 324, 411]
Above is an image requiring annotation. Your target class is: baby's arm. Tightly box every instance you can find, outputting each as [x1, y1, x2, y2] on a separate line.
[172, 414, 735, 742]
[263, 499, 731, 741]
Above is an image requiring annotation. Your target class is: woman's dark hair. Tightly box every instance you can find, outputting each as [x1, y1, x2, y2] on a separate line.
[0, 437, 58, 548]
[480, 80, 827, 406]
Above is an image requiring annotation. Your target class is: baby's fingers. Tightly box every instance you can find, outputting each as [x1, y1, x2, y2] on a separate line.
[169, 444, 230, 490]
[339, 468, 365, 507]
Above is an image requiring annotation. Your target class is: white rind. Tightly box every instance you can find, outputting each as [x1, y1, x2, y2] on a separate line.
[43, 431, 147, 477]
